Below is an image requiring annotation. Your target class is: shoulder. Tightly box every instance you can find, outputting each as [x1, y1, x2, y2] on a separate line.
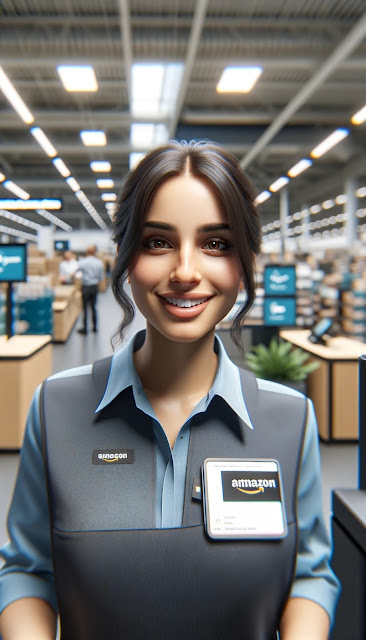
[47, 363, 93, 383]
[256, 377, 306, 400]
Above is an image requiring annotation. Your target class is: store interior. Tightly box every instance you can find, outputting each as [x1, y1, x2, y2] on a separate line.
[1, 2, 366, 638]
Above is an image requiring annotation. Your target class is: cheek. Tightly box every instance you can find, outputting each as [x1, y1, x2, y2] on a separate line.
[209, 258, 242, 291]
[129, 254, 167, 289]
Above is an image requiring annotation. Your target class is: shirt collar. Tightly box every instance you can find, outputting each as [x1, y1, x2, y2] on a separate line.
[96, 330, 253, 430]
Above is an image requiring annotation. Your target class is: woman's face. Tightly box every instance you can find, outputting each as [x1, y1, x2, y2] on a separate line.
[129, 174, 242, 344]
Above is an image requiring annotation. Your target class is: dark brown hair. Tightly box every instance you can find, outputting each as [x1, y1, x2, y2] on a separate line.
[111, 140, 261, 350]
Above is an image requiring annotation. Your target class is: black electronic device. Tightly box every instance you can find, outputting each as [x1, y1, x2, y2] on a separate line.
[308, 317, 333, 345]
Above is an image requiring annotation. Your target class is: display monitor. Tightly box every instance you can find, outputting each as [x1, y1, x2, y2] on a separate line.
[264, 297, 296, 326]
[0, 243, 27, 282]
[54, 239, 69, 252]
[308, 317, 333, 344]
[264, 264, 296, 296]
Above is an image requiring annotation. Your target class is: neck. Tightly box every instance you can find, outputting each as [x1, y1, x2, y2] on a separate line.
[134, 326, 218, 398]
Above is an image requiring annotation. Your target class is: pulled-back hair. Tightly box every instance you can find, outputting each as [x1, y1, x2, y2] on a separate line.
[111, 140, 261, 350]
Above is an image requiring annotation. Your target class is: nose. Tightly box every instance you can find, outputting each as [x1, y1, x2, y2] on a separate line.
[169, 243, 202, 286]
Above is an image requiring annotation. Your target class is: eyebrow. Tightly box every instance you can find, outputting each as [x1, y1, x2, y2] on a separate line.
[143, 221, 231, 233]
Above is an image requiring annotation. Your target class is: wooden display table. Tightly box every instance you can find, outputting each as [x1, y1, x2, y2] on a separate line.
[280, 330, 366, 442]
[0, 335, 52, 449]
[53, 285, 82, 342]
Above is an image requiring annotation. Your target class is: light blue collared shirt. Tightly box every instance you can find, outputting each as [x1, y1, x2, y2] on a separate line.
[0, 331, 340, 625]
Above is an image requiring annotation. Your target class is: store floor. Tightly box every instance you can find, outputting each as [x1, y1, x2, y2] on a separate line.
[0, 284, 359, 548]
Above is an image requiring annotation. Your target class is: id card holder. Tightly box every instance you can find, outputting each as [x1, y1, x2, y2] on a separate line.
[202, 458, 288, 540]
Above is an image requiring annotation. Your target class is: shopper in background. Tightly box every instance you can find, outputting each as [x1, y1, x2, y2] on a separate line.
[76, 245, 104, 334]
[0, 141, 339, 639]
[58, 249, 78, 285]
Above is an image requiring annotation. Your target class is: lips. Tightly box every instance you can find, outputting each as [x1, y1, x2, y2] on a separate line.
[163, 296, 208, 308]
[159, 294, 211, 319]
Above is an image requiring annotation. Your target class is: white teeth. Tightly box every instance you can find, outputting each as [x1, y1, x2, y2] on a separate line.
[164, 296, 208, 308]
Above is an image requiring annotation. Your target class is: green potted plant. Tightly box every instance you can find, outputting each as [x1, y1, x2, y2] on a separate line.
[245, 337, 319, 392]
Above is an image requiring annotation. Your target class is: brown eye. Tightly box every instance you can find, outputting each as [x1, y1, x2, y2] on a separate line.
[203, 239, 230, 252]
[144, 237, 171, 250]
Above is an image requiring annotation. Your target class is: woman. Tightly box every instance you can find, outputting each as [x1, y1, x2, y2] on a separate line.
[0, 141, 339, 639]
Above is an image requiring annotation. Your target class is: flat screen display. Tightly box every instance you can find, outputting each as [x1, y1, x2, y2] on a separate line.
[264, 265, 296, 296]
[264, 297, 296, 326]
[0, 243, 27, 282]
[308, 317, 333, 343]
[54, 239, 69, 252]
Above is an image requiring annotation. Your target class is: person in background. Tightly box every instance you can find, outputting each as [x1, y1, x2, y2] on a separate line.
[58, 250, 78, 285]
[75, 245, 104, 334]
[0, 141, 339, 639]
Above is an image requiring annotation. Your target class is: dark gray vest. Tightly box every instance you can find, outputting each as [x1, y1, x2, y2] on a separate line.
[40, 356, 307, 640]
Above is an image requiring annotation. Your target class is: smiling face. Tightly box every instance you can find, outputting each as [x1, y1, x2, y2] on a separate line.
[129, 174, 242, 345]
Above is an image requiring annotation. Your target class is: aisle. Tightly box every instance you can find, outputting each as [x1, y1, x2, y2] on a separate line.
[52, 283, 146, 374]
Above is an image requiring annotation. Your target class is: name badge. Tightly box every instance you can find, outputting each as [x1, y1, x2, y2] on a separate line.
[202, 458, 287, 540]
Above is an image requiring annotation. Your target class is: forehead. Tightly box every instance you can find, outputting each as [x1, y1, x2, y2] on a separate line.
[145, 174, 227, 225]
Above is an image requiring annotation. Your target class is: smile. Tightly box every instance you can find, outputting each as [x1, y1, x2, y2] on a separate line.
[163, 296, 208, 308]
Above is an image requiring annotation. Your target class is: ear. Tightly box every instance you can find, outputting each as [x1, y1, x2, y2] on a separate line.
[127, 274, 131, 284]
[239, 280, 245, 291]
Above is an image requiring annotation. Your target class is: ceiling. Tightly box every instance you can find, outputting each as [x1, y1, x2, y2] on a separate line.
[0, 0, 366, 242]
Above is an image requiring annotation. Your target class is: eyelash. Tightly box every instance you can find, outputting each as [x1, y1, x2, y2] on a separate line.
[142, 236, 232, 253]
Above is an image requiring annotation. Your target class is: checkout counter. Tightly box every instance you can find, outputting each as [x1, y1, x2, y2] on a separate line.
[330, 354, 366, 640]
[0, 334, 52, 449]
[279, 329, 366, 441]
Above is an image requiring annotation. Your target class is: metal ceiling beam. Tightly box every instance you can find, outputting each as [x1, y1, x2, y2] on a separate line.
[0, 15, 358, 31]
[117, 0, 132, 108]
[168, 0, 209, 138]
[0, 142, 303, 156]
[2, 55, 366, 69]
[0, 109, 354, 129]
[240, 9, 366, 170]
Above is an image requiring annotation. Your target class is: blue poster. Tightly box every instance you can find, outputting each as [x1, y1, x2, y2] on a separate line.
[264, 265, 296, 296]
[0, 244, 27, 282]
[264, 297, 296, 326]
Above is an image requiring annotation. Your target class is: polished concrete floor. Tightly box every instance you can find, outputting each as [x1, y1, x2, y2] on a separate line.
[0, 284, 359, 550]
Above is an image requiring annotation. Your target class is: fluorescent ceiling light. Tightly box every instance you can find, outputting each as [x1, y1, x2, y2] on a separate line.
[0, 199, 62, 210]
[36, 209, 72, 231]
[30, 127, 57, 158]
[130, 123, 168, 149]
[57, 65, 98, 92]
[90, 161, 111, 172]
[0, 222, 36, 242]
[129, 152, 145, 170]
[0, 209, 42, 231]
[356, 186, 366, 198]
[131, 63, 184, 117]
[335, 194, 347, 205]
[287, 158, 312, 178]
[96, 178, 114, 188]
[254, 190, 271, 205]
[53, 157, 71, 178]
[105, 203, 116, 219]
[269, 177, 289, 193]
[75, 190, 108, 230]
[351, 105, 366, 126]
[322, 199, 335, 210]
[310, 204, 321, 214]
[80, 130, 106, 146]
[0, 65, 35, 124]
[216, 66, 262, 93]
[66, 176, 80, 192]
[0, 172, 5, 182]
[101, 193, 117, 202]
[310, 128, 349, 159]
[3, 180, 30, 200]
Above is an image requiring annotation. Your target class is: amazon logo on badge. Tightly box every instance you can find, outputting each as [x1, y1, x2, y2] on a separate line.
[221, 470, 281, 502]
[92, 449, 135, 465]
